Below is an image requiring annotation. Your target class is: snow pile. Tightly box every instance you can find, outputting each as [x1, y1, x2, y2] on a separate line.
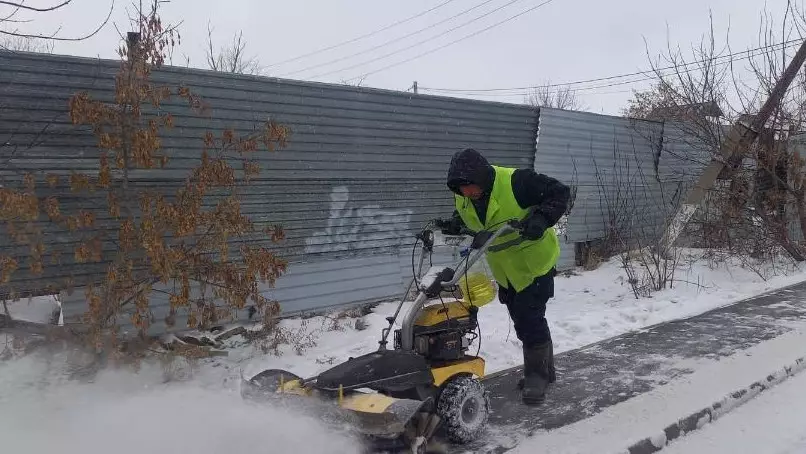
[508, 322, 806, 454]
[662, 361, 806, 454]
[232, 250, 806, 381]
[0, 340, 362, 454]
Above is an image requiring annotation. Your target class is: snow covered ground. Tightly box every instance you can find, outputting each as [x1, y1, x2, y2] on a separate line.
[2, 249, 806, 454]
[662, 364, 806, 454]
[509, 321, 806, 454]
[0, 341, 364, 454]
[6, 250, 806, 385]
[236, 250, 806, 382]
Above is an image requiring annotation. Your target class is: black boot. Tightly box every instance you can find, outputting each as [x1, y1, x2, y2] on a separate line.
[516, 342, 555, 389]
[521, 341, 554, 405]
[548, 341, 556, 383]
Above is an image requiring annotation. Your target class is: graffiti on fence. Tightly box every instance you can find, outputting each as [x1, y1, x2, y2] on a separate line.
[304, 186, 413, 255]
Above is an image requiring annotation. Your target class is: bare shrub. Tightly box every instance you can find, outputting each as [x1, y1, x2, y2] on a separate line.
[0, 36, 54, 52]
[205, 22, 262, 75]
[590, 131, 683, 297]
[526, 83, 585, 111]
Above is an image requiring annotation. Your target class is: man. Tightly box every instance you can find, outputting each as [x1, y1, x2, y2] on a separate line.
[436, 148, 570, 405]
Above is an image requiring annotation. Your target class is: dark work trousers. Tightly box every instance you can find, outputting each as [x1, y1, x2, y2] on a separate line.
[498, 268, 556, 348]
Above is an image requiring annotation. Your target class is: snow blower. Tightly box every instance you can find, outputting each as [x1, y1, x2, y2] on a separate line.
[240, 218, 529, 453]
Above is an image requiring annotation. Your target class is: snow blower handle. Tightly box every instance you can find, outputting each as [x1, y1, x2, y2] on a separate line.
[508, 206, 539, 232]
[472, 206, 538, 246]
[442, 222, 518, 288]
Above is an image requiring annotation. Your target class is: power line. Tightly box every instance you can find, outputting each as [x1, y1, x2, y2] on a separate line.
[342, 0, 559, 83]
[422, 43, 797, 100]
[264, 0, 458, 69]
[425, 87, 637, 99]
[425, 76, 654, 98]
[307, 0, 533, 80]
[280, 0, 499, 78]
[417, 39, 802, 105]
[419, 38, 803, 93]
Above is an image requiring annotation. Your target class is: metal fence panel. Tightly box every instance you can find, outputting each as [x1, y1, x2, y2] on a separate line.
[0, 50, 538, 334]
[535, 108, 709, 247]
[3, 52, 722, 336]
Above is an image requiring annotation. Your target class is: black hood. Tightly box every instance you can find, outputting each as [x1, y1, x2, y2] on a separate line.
[446, 148, 495, 196]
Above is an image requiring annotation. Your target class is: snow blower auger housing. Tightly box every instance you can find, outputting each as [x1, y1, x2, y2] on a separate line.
[241, 219, 528, 453]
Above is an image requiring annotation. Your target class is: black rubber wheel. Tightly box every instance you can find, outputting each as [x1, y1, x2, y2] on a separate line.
[435, 375, 490, 444]
[250, 369, 302, 388]
[241, 369, 302, 400]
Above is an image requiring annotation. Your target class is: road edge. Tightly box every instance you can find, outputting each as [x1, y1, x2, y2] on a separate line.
[620, 354, 806, 454]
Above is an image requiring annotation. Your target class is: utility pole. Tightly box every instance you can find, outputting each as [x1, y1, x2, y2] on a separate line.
[657, 38, 806, 259]
[412, 81, 418, 94]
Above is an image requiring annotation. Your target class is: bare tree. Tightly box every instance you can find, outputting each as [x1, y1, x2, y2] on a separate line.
[527, 83, 584, 110]
[205, 22, 262, 75]
[623, 4, 806, 262]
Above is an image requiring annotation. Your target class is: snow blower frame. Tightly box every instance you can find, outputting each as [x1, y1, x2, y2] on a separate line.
[240, 217, 530, 453]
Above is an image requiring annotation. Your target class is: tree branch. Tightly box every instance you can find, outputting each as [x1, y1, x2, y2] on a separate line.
[0, 0, 113, 42]
[0, 0, 72, 12]
[0, 0, 22, 22]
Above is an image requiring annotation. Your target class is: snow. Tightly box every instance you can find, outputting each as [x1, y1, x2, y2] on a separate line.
[3, 295, 60, 324]
[508, 322, 806, 454]
[2, 249, 806, 454]
[662, 361, 806, 454]
[650, 432, 668, 448]
[235, 249, 806, 381]
[0, 339, 363, 454]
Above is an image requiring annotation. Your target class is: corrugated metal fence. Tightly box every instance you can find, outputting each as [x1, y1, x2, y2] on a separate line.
[0, 51, 711, 335]
[535, 108, 709, 254]
[0, 51, 538, 334]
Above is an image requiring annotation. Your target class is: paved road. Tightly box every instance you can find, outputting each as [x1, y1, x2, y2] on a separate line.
[448, 280, 806, 453]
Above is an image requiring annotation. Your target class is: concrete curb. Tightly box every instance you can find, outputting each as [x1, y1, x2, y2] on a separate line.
[620, 355, 806, 454]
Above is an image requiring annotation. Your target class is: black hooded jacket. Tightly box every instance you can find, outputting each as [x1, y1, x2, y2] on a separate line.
[444, 148, 570, 231]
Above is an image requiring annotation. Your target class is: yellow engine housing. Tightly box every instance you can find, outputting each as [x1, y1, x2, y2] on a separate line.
[414, 300, 474, 327]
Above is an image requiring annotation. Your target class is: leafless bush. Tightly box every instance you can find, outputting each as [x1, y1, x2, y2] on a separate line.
[240, 315, 323, 357]
[527, 82, 584, 111]
[590, 132, 683, 298]
[205, 22, 262, 75]
[0, 36, 54, 52]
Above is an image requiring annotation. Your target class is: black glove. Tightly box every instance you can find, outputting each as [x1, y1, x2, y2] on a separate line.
[434, 217, 463, 235]
[434, 218, 450, 229]
[520, 211, 549, 240]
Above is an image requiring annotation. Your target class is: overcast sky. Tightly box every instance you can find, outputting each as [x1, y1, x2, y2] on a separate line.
[2, 0, 798, 115]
